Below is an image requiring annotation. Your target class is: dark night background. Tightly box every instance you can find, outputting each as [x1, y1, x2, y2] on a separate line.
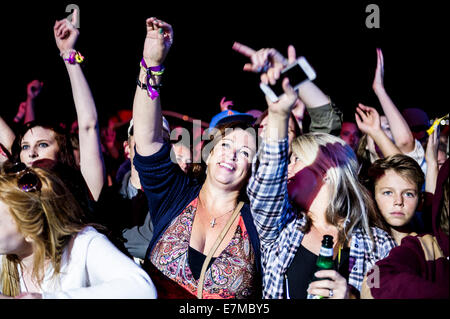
[1, 0, 447, 129]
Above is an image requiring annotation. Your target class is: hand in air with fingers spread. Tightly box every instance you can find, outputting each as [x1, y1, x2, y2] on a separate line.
[354, 103, 382, 137]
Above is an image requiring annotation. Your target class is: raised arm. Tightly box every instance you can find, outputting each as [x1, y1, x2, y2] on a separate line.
[372, 48, 415, 153]
[54, 10, 104, 200]
[232, 42, 341, 134]
[24, 80, 43, 124]
[424, 128, 439, 194]
[0, 116, 16, 158]
[238, 44, 299, 242]
[355, 103, 401, 158]
[133, 17, 173, 157]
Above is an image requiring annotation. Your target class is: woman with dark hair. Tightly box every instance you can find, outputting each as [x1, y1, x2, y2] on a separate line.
[131, 17, 262, 299]
[1, 9, 104, 201]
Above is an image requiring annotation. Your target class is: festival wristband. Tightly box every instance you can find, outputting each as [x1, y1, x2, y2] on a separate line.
[139, 58, 164, 100]
[60, 50, 85, 65]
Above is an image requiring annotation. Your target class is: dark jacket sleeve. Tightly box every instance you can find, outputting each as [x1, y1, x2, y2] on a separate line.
[307, 102, 343, 136]
[369, 235, 449, 299]
[133, 143, 191, 226]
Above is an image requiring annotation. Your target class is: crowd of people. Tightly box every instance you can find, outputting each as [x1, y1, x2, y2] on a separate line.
[0, 11, 448, 299]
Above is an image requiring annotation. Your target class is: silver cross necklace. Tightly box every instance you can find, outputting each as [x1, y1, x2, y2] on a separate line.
[198, 195, 236, 228]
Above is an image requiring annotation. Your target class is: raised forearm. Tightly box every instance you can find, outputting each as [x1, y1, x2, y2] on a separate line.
[425, 161, 438, 194]
[65, 62, 105, 200]
[65, 63, 98, 129]
[369, 128, 401, 158]
[297, 81, 330, 109]
[266, 112, 290, 142]
[24, 97, 36, 124]
[0, 116, 15, 151]
[132, 68, 164, 156]
[375, 87, 414, 152]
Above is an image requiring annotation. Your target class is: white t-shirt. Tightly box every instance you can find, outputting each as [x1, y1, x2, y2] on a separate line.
[1, 227, 157, 299]
[405, 139, 427, 177]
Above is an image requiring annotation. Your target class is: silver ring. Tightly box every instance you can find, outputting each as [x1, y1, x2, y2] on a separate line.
[329, 289, 334, 298]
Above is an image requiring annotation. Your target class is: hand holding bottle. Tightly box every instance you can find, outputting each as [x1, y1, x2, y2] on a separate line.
[307, 269, 349, 299]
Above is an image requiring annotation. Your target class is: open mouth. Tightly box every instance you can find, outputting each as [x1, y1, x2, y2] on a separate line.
[219, 162, 235, 171]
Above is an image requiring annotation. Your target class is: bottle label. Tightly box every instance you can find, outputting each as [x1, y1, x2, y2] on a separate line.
[307, 293, 324, 299]
[319, 247, 333, 257]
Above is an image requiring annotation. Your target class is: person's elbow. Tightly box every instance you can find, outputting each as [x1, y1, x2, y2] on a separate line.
[78, 118, 99, 133]
[396, 134, 415, 153]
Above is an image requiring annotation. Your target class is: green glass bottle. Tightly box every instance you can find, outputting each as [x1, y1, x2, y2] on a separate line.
[307, 235, 334, 299]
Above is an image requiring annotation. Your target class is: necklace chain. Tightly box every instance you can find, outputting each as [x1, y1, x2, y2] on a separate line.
[198, 195, 237, 228]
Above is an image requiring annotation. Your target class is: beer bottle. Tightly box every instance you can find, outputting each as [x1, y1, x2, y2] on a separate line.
[307, 235, 334, 299]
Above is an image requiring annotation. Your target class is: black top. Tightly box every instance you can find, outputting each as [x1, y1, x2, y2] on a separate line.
[188, 246, 216, 281]
[286, 244, 350, 299]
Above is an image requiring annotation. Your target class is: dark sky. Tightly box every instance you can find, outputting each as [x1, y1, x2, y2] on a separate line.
[1, 0, 447, 128]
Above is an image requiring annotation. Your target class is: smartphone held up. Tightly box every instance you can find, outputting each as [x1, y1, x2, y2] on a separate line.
[260, 57, 316, 102]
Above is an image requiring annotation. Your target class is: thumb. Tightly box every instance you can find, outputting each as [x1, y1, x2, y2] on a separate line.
[282, 77, 296, 98]
[71, 8, 78, 26]
[287, 45, 297, 64]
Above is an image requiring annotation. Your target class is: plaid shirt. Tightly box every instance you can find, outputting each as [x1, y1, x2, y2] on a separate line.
[247, 139, 396, 299]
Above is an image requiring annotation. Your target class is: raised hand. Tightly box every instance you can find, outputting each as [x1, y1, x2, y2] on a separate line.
[356, 103, 401, 158]
[54, 9, 79, 54]
[232, 42, 293, 85]
[372, 48, 385, 92]
[233, 42, 298, 114]
[27, 80, 44, 100]
[220, 97, 233, 111]
[355, 103, 381, 136]
[143, 17, 173, 67]
[425, 124, 439, 165]
[425, 124, 440, 194]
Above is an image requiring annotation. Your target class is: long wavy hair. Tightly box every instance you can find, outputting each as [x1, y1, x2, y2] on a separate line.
[290, 132, 383, 247]
[0, 166, 87, 297]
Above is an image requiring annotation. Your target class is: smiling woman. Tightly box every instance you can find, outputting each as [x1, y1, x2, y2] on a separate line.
[131, 16, 262, 299]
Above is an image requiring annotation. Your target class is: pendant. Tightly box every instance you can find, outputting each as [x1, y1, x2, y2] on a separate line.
[210, 218, 216, 228]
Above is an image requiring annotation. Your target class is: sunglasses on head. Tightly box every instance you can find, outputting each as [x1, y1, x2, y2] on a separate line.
[6, 162, 41, 193]
[1, 144, 41, 193]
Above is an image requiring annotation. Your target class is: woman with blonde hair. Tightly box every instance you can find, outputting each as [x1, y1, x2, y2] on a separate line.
[0, 163, 156, 299]
[244, 45, 396, 299]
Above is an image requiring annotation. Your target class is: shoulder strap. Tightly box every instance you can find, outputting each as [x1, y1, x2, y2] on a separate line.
[196, 201, 244, 299]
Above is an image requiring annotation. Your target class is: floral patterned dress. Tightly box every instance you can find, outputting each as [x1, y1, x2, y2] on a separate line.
[150, 198, 258, 299]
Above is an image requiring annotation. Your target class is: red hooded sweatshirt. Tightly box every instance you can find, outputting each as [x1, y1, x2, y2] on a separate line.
[362, 158, 449, 299]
